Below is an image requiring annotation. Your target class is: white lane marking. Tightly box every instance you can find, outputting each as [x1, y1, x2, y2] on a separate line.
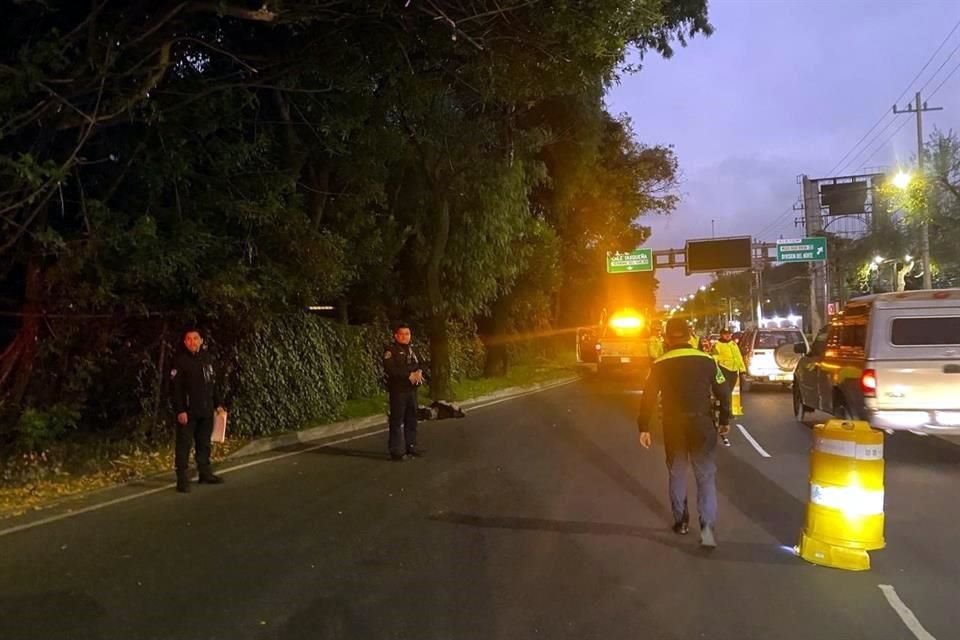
[878, 585, 937, 640]
[466, 378, 577, 411]
[0, 378, 577, 538]
[0, 428, 386, 539]
[736, 424, 771, 458]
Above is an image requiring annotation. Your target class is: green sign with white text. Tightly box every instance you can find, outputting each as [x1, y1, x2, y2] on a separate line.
[776, 237, 827, 263]
[606, 249, 653, 273]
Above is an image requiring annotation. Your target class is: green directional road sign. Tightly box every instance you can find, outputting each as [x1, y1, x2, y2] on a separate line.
[606, 249, 653, 273]
[776, 237, 827, 263]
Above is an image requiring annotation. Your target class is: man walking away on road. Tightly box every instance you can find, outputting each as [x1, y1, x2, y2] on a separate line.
[171, 328, 227, 493]
[711, 326, 745, 407]
[383, 323, 426, 461]
[636, 318, 731, 548]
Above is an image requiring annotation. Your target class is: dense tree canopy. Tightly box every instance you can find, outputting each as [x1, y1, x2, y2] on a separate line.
[0, 1, 709, 447]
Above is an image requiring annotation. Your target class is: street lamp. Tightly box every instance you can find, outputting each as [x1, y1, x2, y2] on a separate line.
[891, 170, 912, 190]
[891, 170, 932, 289]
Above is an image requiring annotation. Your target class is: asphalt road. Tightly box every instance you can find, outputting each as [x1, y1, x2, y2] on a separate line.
[2, 374, 959, 640]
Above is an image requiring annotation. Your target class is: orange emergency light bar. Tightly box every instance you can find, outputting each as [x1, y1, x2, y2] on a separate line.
[608, 309, 645, 332]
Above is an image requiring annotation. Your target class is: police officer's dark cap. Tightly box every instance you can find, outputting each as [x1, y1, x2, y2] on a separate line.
[664, 318, 690, 340]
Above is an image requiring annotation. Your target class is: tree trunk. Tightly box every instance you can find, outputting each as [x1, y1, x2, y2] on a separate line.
[483, 295, 510, 377]
[307, 161, 330, 230]
[0, 260, 43, 418]
[426, 194, 452, 400]
[149, 319, 170, 438]
[428, 312, 452, 400]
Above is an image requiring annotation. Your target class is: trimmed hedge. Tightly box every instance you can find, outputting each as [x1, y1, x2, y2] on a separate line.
[225, 315, 487, 438]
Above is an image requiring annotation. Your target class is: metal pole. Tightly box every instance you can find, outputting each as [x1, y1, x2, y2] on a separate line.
[894, 93, 942, 289]
[823, 260, 830, 318]
[916, 92, 933, 289]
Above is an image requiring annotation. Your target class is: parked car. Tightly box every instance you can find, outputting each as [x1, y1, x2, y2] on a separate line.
[793, 289, 960, 434]
[740, 326, 808, 391]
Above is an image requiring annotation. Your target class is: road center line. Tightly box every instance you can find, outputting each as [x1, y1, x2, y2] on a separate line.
[736, 424, 771, 458]
[878, 585, 937, 640]
[0, 378, 577, 538]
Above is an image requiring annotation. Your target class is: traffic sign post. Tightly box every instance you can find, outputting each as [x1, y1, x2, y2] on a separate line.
[607, 249, 653, 273]
[776, 237, 827, 263]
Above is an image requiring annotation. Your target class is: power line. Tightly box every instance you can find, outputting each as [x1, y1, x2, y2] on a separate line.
[755, 203, 798, 241]
[918, 36, 960, 95]
[855, 111, 912, 171]
[838, 116, 902, 175]
[829, 16, 960, 177]
[929, 57, 960, 98]
[761, 18, 960, 249]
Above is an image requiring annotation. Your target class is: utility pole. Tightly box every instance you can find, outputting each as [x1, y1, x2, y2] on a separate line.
[802, 176, 824, 334]
[893, 91, 943, 289]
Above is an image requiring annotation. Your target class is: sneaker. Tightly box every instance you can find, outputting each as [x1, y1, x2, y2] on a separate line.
[700, 525, 717, 548]
[672, 521, 690, 535]
[720, 435, 731, 447]
[198, 473, 224, 485]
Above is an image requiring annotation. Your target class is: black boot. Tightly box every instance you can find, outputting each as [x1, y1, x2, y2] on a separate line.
[176, 474, 191, 493]
[198, 471, 224, 484]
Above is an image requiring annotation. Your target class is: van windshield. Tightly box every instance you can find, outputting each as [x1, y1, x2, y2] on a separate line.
[891, 317, 960, 346]
[755, 331, 803, 349]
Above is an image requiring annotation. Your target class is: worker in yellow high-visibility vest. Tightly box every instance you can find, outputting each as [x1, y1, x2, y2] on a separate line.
[649, 324, 664, 360]
[711, 327, 746, 401]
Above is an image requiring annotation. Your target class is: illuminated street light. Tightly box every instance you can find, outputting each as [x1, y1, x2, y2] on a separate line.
[873, 255, 884, 265]
[699, 285, 707, 292]
[891, 170, 912, 190]
[904, 254, 913, 262]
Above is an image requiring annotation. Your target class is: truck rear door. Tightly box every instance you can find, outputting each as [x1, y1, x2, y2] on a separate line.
[869, 312, 960, 416]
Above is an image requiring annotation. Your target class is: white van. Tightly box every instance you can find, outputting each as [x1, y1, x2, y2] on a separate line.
[793, 289, 960, 434]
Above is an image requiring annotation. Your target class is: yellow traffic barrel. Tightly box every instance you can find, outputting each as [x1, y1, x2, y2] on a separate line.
[731, 378, 743, 417]
[797, 419, 885, 571]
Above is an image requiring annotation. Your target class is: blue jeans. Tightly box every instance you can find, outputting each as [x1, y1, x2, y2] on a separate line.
[663, 418, 719, 527]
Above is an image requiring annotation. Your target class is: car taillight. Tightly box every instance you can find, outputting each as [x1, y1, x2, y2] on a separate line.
[861, 369, 877, 398]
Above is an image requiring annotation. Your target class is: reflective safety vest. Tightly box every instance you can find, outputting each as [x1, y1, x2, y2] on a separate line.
[648, 337, 664, 359]
[655, 347, 727, 385]
[712, 340, 746, 373]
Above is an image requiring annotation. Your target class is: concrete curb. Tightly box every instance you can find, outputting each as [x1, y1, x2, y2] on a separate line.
[227, 375, 579, 460]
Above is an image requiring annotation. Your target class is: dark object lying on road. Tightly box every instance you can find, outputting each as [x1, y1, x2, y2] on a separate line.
[416, 401, 467, 421]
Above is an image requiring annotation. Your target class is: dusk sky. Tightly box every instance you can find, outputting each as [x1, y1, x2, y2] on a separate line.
[606, 0, 960, 307]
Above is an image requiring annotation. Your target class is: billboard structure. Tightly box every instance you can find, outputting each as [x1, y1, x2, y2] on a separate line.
[684, 236, 753, 275]
[820, 181, 870, 216]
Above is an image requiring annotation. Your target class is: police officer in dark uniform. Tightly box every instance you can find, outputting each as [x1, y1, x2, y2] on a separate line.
[171, 328, 226, 493]
[383, 323, 425, 461]
[636, 318, 731, 547]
